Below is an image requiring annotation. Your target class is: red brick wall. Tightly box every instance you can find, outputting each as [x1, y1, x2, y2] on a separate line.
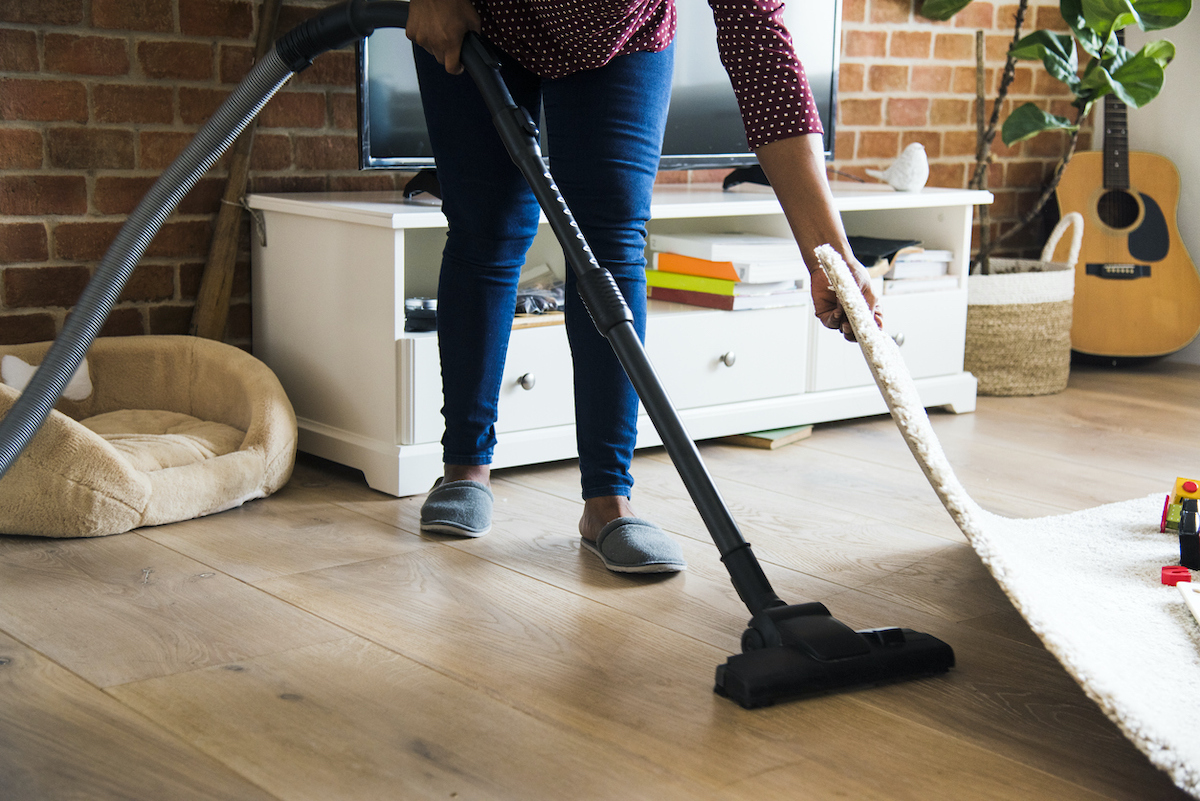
[0, 0, 399, 347]
[1, 0, 1092, 347]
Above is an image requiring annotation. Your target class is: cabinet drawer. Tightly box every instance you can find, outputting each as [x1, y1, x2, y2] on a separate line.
[398, 324, 575, 445]
[495, 324, 575, 434]
[400, 303, 815, 446]
[646, 305, 808, 410]
[808, 289, 967, 392]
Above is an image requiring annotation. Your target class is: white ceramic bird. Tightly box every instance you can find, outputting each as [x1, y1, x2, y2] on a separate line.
[865, 143, 929, 192]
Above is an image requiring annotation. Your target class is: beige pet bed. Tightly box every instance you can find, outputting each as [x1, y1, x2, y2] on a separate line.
[0, 335, 296, 537]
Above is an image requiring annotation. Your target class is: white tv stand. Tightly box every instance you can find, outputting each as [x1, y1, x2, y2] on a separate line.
[249, 183, 989, 496]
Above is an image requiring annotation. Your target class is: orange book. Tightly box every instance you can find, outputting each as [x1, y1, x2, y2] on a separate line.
[654, 251, 741, 281]
[651, 251, 806, 284]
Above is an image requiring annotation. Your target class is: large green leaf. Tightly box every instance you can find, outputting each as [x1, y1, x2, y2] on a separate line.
[1061, 0, 1107, 57]
[1101, 41, 1136, 73]
[1110, 45, 1170, 104]
[1077, 64, 1123, 105]
[1131, 0, 1191, 30]
[1074, 52, 1165, 107]
[1001, 103, 1078, 145]
[1010, 30, 1081, 88]
[918, 0, 973, 20]
[1138, 38, 1177, 66]
[1081, 0, 1142, 33]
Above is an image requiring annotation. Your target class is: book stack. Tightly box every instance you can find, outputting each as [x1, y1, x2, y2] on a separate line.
[645, 232, 809, 311]
[881, 247, 958, 295]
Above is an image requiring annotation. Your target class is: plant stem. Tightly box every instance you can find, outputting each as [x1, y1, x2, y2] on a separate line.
[973, 107, 1084, 264]
[969, 0, 1027, 274]
[974, 31, 991, 274]
[970, 0, 1028, 192]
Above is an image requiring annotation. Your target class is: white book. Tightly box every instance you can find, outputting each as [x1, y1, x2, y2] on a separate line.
[893, 248, 953, 263]
[731, 260, 808, 284]
[886, 260, 950, 279]
[647, 232, 801, 262]
[882, 276, 959, 295]
[733, 279, 803, 296]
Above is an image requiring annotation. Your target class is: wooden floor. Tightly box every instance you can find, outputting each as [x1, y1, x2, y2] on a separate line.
[2, 359, 1197, 800]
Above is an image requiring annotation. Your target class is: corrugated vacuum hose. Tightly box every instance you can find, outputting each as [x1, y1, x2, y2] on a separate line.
[0, 0, 410, 482]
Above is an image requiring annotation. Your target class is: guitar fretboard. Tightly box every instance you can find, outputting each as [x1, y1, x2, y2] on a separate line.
[1103, 29, 1131, 191]
[1103, 95, 1130, 190]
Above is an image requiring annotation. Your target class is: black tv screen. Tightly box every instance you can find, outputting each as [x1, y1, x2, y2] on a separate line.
[357, 0, 841, 171]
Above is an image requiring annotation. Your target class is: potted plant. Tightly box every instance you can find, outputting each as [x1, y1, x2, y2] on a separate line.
[919, 0, 1189, 394]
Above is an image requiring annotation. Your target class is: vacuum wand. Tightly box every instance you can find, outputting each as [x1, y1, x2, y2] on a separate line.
[459, 34, 784, 617]
[459, 32, 955, 707]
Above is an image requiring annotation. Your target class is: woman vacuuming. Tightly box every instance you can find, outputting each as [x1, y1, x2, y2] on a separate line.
[409, 0, 882, 573]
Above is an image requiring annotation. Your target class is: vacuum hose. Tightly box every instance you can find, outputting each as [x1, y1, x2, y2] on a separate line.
[0, 0, 409, 482]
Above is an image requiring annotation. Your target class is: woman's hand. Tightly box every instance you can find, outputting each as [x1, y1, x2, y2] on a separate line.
[810, 253, 882, 342]
[406, 0, 482, 75]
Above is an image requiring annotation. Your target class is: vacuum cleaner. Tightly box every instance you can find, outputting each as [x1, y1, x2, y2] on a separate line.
[0, 0, 954, 708]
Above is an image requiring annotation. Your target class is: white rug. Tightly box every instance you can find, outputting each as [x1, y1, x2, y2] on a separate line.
[816, 246, 1200, 798]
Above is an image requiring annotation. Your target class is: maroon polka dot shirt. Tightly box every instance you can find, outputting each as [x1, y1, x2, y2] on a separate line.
[477, 0, 823, 150]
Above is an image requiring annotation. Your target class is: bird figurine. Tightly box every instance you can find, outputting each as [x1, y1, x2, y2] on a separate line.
[865, 143, 929, 192]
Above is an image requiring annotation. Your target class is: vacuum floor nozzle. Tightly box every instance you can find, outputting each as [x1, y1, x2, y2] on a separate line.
[714, 605, 955, 708]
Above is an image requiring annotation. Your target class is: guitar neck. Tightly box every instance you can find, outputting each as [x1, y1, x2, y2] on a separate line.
[1103, 29, 1130, 191]
[1103, 94, 1130, 190]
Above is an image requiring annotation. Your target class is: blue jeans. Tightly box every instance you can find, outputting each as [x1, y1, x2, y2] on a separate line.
[415, 42, 673, 500]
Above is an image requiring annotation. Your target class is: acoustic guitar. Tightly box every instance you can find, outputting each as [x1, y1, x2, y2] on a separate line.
[1053, 92, 1200, 357]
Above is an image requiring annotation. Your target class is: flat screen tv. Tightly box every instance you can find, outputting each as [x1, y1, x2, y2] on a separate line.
[357, 1, 842, 172]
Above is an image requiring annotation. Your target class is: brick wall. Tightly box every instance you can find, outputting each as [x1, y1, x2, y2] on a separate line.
[0, 0, 401, 347]
[1, 0, 1092, 348]
[834, 0, 1093, 248]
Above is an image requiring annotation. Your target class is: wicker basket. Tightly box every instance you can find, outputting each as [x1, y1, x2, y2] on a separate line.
[964, 213, 1083, 396]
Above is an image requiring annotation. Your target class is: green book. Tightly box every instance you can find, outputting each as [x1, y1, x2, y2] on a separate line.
[719, 424, 814, 450]
[645, 269, 795, 297]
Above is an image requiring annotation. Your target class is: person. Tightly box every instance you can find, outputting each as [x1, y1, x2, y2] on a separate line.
[409, 0, 882, 574]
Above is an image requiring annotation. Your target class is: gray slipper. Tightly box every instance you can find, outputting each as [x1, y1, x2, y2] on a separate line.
[420, 479, 493, 537]
[581, 517, 687, 574]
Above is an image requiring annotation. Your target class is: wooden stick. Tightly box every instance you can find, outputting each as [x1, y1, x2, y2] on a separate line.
[190, 0, 283, 341]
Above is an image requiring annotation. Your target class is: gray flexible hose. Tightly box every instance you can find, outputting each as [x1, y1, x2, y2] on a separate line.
[0, 50, 295, 481]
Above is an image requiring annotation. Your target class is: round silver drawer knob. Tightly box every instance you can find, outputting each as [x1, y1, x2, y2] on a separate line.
[518, 373, 537, 390]
[891, 332, 906, 347]
[720, 351, 737, 367]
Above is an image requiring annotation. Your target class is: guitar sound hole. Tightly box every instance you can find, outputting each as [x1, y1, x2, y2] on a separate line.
[1097, 189, 1139, 230]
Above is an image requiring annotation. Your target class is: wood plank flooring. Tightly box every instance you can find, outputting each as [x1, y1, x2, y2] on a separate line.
[2, 359, 1197, 800]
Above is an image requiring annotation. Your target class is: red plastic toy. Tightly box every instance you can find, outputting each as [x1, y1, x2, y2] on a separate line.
[1162, 566, 1193, 586]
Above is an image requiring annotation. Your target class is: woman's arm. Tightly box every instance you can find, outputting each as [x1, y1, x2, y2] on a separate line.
[755, 134, 883, 340]
[708, 0, 881, 340]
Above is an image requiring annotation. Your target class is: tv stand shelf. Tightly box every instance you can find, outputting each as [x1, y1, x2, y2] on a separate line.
[249, 183, 990, 496]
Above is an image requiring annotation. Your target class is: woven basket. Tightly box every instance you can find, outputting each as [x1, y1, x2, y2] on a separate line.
[964, 213, 1083, 396]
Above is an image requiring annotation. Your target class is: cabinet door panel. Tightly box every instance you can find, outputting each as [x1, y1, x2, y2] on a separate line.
[399, 325, 576, 444]
[399, 335, 443, 445]
[646, 305, 808, 409]
[808, 289, 967, 392]
[495, 325, 576, 434]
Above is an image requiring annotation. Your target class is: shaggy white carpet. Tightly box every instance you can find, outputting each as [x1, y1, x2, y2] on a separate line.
[816, 246, 1200, 798]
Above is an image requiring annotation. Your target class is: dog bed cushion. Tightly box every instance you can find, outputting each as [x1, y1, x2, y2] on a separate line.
[0, 335, 297, 538]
